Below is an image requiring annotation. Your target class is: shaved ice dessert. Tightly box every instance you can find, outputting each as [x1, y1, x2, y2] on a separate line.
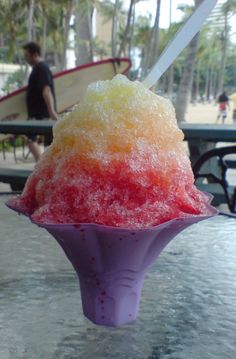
[7, 74, 217, 327]
[8, 74, 212, 228]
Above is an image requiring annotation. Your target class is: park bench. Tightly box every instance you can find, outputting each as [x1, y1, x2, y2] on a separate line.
[0, 168, 32, 191]
[1, 121, 236, 205]
[195, 183, 235, 206]
[193, 145, 236, 213]
[224, 159, 236, 168]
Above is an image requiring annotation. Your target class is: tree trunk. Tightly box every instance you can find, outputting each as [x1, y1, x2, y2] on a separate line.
[175, 0, 202, 122]
[216, 13, 228, 95]
[61, 0, 74, 70]
[141, 0, 161, 79]
[111, 0, 119, 57]
[208, 66, 214, 101]
[195, 61, 200, 103]
[138, 48, 146, 76]
[118, 0, 135, 57]
[167, 0, 173, 99]
[88, 8, 94, 60]
[28, 0, 35, 41]
[23, 0, 35, 85]
[167, 64, 174, 99]
[160, 71, 168, 93]
[51, 31, 61, 71]
[74, 5, 93, 66]
[175, 33, 200, 122]
[41, 17, 47, 59]
[150, 0, 161, 64]
[128, 3, 135, 60]
[204, 64, 210, 101]
[213, 69, 218, 99]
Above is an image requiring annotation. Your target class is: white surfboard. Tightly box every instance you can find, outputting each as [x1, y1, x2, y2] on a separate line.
[0, 58, 131, 121]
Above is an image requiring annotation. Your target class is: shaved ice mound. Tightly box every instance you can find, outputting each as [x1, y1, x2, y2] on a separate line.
[8, 74, 213, 228]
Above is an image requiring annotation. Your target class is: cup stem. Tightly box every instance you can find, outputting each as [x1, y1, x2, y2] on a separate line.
[78, 271, 146, 326]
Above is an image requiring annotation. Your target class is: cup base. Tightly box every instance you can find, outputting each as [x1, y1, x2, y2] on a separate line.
[78, 272, 145, 327]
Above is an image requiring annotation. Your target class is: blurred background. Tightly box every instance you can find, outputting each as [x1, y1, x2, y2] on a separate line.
[0, 0, 235, 122]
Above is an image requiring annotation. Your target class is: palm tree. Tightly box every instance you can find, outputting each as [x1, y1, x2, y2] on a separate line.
[95, 0, 125, 58]
[175, 0, 203, 122]
[61, 0, 75, 69]
[28, 0, 35, 41]
[167, 0, 174, 99]
[216, 0, 236, 95]
[133, 15, 152, 77]
[112, 0, 120, 57]
[141, 0, 162, 79]
[117, 0, 135, 57]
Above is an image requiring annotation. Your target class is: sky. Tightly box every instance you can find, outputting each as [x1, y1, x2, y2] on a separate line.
[134, 0, 236, 41]
[135, 0, 195, 28]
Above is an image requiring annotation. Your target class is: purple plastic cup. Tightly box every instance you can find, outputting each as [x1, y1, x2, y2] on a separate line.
[7, 200, 218, 327]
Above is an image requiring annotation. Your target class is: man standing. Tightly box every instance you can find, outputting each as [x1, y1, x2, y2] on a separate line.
[23, 42, 59, 161]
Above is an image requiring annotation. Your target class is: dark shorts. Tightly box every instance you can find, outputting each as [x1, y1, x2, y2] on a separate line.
[27, 118, 52, 146]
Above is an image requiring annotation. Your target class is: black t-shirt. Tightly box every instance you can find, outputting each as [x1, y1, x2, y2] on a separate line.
[218, 93, 229, 103]
[26, 62, 56, 119]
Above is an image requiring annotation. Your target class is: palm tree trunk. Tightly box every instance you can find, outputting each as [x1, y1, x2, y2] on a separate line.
[167, 65, 174, 99]
[161, 71, 168, 93]
[204, 64, 210, 101]
[175, 33, 200, 122]
[175, 0, 202, 122]
[111, 0, 119, 57]
[128, 3, 135, 60]
[167, 0, 174, 99]
[150, 0, 161, 63]
[216, 13, 228, 95]
[28, 0, 35, 41]
[41, 17, 47, 59]
[118, 0, 135, 57]
[74, 5, 93, 66]
[208, 66, 214, 101]
[23, 0, 35, 85]
[88, 8, 94, 60]
[61, 0, 75, 70]
[195, 61, 200, 102]
[141, 0, 161, 79]
[213, 69, 218, 99]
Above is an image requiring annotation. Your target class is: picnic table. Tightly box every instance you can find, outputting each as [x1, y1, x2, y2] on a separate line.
[0, 119, 53, 137]
[0, 120, 54, 190]
[179, 122, 236, 165]
[1, 120, 236, 152]
[1, 120, 236, 194]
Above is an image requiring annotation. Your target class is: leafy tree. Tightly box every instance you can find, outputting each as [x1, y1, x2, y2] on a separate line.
[1, 68, 25, 94]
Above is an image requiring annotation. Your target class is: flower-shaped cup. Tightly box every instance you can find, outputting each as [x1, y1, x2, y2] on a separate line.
[7, 200, 218, 327]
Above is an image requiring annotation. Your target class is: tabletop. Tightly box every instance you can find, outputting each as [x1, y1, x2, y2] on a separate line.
[179, 123, 236, 142]
[1, 120, 236, 143]
[0, 120, 53, 136]
[1, 195, 236, 359]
